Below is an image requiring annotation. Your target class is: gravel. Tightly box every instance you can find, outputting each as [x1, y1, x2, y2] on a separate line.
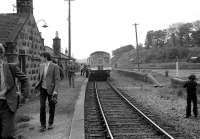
[110, 70, 200, 139]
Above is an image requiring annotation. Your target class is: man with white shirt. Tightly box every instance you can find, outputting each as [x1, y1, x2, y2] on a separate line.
[35, 52, 60, 132]
[0, 43, 29, 139]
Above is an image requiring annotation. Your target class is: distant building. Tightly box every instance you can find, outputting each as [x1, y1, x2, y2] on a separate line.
[45, 32, 75, 71]
[44, 44, 70, 71]
[112, 45, 134, 57]
[111, 45, 134, 67]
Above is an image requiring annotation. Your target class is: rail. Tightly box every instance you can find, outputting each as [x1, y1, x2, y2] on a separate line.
[107, 81, 175, 139]
[94, 82, 114, 139]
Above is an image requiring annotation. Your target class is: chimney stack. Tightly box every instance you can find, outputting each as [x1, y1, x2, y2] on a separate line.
[17, 0, 33, 14]
[53, 31, 61, 57]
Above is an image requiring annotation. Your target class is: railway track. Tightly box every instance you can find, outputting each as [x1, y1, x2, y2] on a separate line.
[85, 81, 181, 139]
[85, 82, 108, 139]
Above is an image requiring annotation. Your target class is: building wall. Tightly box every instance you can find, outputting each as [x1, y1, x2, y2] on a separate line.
[4, 15, 71, 94]
[15, 15, 44, 94]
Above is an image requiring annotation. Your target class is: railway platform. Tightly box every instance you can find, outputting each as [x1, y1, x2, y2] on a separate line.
[69, 78, 87, 139]
[15, 74, 87, 139]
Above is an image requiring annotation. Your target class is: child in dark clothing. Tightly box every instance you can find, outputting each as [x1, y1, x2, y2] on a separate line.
[183, 74, 198, 118]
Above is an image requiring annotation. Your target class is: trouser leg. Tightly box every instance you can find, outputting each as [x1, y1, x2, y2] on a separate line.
[48, 95, 55, 125]
[65, 71, 68, 79]
[40, 89, 48, 127]
[86, 70, 89, 78]
[68, 76, 72, 87]
[186, 97, 192, 117]
[0, 116, 2, 139]
[0, 100, 15, 138]
[3, 137, 16, 139]
[72, 75, 75, 88]
[192, 96, 198, 117]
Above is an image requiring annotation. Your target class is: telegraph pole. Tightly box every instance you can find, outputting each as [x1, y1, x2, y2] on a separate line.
[65, 0, 74, 60]
[134, 23, 140, 71]
[68, 0, 71, 60]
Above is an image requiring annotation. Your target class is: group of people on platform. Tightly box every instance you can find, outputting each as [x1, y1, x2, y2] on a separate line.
[80, 64, 89, 77]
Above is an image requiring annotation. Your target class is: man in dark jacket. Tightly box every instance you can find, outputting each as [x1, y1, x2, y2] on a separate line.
[0, 43, 29, 139]
[183, 74, 198, 118]
[35, 52, 60, 132]
[68, 62, 75, 88]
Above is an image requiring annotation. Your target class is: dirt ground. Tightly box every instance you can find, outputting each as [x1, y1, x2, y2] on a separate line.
[15, 74, 86, 139]
[111, 70, 200, 139]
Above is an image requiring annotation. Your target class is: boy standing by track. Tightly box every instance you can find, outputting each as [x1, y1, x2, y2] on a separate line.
[183, 74, 198, 118]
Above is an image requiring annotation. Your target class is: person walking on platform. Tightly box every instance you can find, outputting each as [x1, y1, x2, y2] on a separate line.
[68, 62, 75, 88]
[85, 65, 89, 78]
[183, 74, 198, 118]
[58, 63, 64, 80]
[0, 43, 29, 139]
[35, 52, 60, 132]
[80, 64, 84, 76]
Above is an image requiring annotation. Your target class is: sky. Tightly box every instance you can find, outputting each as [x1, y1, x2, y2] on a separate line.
[1, 0, 200, 59]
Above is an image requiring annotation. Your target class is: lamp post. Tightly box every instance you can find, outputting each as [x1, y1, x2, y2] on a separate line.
[37, 19, 48, 28]
[36, 19, 48, 51]
[133, 23, 140, 71]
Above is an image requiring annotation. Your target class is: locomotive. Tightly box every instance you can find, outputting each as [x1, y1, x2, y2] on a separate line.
[87, 51, 111, 81]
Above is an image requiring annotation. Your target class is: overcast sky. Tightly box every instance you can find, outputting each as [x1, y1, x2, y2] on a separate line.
[1, 0, 200, 59]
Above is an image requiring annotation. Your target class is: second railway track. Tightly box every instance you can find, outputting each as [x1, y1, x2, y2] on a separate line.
[85, 81, 180, 139]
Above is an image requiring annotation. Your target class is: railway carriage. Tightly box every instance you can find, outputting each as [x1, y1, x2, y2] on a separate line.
[87, 51, 111, 81]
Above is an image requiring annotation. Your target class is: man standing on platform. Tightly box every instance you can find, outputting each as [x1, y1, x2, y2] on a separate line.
[0, 43, 29, 139]
[68, 61, 75, 88]
[35, 52, 60, 132]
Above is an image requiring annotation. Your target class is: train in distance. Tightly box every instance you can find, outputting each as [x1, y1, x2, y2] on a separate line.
[87, 51, 112, 81]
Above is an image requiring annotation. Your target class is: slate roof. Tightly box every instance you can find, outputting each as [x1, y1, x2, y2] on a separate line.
[44, 46, 72, 60]
[0, 13, 28, 43]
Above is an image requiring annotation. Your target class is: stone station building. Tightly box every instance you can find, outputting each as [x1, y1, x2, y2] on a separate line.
[0, 0, 71, 94]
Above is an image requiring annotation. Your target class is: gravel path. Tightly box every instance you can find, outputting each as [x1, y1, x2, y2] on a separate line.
[110, 71, 200, 139]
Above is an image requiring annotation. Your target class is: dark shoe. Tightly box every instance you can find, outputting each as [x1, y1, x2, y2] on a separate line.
[2, 137, 16, 139]
[185, 115, 190, 118]
[39, 126, 46, 132]
[47, 124, 54, 130]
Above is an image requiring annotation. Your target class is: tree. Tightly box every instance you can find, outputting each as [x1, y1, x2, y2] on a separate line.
[177, 23, 193, 47]
[153, 30, 167, 48]
[191, 30, 200, 47]
[192, 20, 200, 31]
[145, 30, 167, 48]
[167, 24, 179, 47]
[145, 30, 154, 49]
